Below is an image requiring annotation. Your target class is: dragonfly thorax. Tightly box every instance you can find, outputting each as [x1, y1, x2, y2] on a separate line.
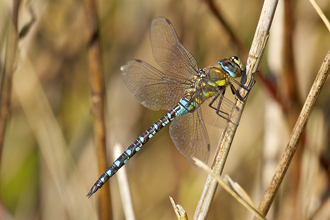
[205, 67, 229, 88]
[181, 70, 224, 109]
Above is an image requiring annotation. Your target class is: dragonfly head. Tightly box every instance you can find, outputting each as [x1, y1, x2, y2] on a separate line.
[218, 56, 245, 78]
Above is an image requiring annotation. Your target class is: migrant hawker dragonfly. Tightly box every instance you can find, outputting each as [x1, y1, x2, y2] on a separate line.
[87, 17, 250, 198]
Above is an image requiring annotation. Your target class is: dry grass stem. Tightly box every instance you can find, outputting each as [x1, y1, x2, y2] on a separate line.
[194, 0, 279, 219]
[84, 0, 111, 219]
[170, 196, 188, 220]
[193, 158, 266, 220]
[255, 49, 330, 218]
[309, 0, 330, 32]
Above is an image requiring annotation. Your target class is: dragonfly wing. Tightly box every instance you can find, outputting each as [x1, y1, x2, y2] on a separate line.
[122, 59, 189, 111]
[150, 17, 199, 79]
[169, 109, 210, 167]
[201, 88, 240, 128]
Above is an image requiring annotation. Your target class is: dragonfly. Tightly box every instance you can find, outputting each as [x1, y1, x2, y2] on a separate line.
[87, 17, 251, 198]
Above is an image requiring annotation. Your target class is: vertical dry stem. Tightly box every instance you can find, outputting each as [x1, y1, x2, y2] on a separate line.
[194, 0, 279, 219]
[255, 50, 330, 218]
[84, 0, 112, 219]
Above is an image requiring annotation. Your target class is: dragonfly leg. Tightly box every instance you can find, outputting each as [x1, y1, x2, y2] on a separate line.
[242, 79, 256, 98]
[215, 92, 230, 119]
[208, 91, 231, 122]
[230, 83, 245, 101]
[208, 92, 220, 112]
[229, 74, 257, 101]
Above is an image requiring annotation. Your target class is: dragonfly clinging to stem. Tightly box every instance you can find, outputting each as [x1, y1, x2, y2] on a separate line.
[87, 17, 253, 198]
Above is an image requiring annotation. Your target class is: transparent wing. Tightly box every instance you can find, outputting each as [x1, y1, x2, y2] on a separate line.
[201, 88, 240, 128]
[150, 17, 199, 79]
[169, 108, 210, 166]
[121, 59, 190, 111]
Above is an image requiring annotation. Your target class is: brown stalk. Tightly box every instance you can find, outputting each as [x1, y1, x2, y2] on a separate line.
[84, 0, 112, 219]
[194, 0, 280, 219]
[255, 50, 330, 218]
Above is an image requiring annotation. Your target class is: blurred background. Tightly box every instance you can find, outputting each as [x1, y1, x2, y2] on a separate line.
[0, 0, 330, 219]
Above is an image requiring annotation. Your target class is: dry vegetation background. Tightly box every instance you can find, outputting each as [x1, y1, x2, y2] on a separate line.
[1, 0, 330, 219]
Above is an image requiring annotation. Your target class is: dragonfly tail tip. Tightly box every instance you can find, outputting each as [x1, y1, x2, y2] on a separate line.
[86, 184, 98, 198]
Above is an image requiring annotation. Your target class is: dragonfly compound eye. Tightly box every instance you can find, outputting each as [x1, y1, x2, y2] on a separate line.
[229, 56, 244, 73]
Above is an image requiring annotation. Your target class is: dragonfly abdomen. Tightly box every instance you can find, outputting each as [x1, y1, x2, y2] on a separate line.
[86, 98, 194, 198]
